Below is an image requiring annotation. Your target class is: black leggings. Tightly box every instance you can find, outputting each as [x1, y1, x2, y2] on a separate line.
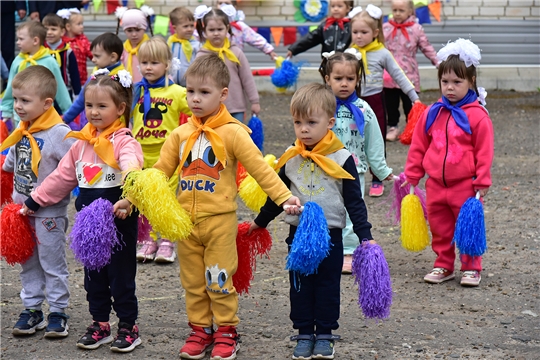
[384, 88, 413, 127]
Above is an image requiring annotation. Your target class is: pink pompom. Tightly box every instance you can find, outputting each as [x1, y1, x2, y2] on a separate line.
[0, 203, 36, 265]
[386, 172, 427, 224]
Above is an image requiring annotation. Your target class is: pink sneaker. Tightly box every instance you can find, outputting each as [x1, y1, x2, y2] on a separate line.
[424, 268, 455, 284]
[155, 240, 176, 263]
[369, 183, 384, 197]
[460, 270, 481, 287]
[136, 240, 158, 262]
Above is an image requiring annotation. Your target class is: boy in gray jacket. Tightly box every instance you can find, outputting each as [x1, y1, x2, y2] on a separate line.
[0, 66, 76, 338]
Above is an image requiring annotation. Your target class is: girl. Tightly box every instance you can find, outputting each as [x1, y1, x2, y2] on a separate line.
[195, 6, 259, 121]
[115, 6, 153, 84]
[22, 70, 144, 352]
[349, 4, 420, 197]
[132, 37, 191, 263]
[383, 0, 438, 141]
[404, 39, 493, 287]
[320, 50, 393, 273]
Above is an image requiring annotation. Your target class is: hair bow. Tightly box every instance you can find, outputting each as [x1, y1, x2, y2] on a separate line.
[194, 5, 212, 20]
[437, 38, 482, 68]
[477, 86, 487, 106]
[68, 8, 81, 14]
[366, 4, 382, 19]
[170, 57, 181, 73]
[344, 48, 362, 61]
[348, 6, 362, 18]
[220, 4, 237, 21]
[322, 51, 336, 59]
[116, 69, 133, 88]
[56, 9, 72, 19]
[92, 68, 111, 77]
[236, 10, 246, 21]
[115, 6, 128, 19]
[140, 5, 154, 17]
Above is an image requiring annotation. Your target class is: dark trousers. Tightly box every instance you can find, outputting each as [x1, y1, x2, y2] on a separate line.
[1, 12, 15, 69]
[77, 187, 139, 326]
[287, 227, 343, 335]
[362, 92, 387, 183]
[384, 87, 413, 127]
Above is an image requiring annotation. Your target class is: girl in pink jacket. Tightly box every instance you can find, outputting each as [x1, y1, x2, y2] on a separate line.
[383, 0, 438, 141]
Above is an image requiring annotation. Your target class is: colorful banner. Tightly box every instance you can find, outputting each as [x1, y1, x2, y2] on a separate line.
[93, 0, 102, 12]
[416, 6, 431, 24]
[270, 27, 283, 47]
[153, 15, 169, 37]
[283, 27, 297, 46]
[257, 27, 271, 43]
[428, 0, 442, 22]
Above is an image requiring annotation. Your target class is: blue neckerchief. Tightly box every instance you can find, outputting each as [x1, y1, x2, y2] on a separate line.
[426, 89, 477, 134]
[106, 61, 122, 72]
[133, 76, 171, 121]
[335, 92, 365, 137]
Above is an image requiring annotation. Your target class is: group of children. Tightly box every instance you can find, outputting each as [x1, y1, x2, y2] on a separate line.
[0, 1, 493, 360]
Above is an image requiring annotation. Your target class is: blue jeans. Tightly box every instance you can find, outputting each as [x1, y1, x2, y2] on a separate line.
[230, 112, 244, 122]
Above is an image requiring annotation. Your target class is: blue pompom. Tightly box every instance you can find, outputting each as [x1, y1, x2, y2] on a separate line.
[271, 60, 302, 89]
[248, 115, 264, 152]
[453, 196, 487, 257]
[286, 202, 331, 276]
[72, 186, 80, 198]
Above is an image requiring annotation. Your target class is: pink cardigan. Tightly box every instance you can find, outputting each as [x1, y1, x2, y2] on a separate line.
[382, 16, 438, 92]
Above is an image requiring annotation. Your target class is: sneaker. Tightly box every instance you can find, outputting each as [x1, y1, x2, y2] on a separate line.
[291, 334, 315, 360]
[136, 240, 158, 262]
[110, 322, 142, 353]
[210, 326, 240, 360]
[386, 126, 400, 141]
[180, 323, 214, 359]
[369, 183, 384, 197]
[424, 268, 455, 284]
[341, 256, 352, 274]
[155, 239, 176, 263]
[44, 312, 69, 338]
[12, 309, 47, 335]
[312, 334, 340, 359]
[77, 322, 114, 350]
[461, 270, 481, 287]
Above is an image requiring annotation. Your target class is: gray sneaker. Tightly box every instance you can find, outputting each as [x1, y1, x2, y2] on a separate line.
[291, 334, 314, 360]
[13, 309, 47, 335]
[312, 334, 340, 359]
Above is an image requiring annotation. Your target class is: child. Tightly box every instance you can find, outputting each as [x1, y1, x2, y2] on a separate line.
[57, 7, 93, 86]
[404, 39, 493, 287]
[42, 13, 81, 100]
[152, 53, 299, 360]
[116, 6, 153, 84]
[216, 1, 278, 60]
[1, 21, 72, 126]
[320, 50, 393, 273]
[287, 0, 353, 58]
[62, 32, 125, 126]
[195, 6, 260, 121]
[22, 70, 144, 352]
[349, 5, 419, 197]
[132, 37, 191, 263]
[383, 0, 438, 141]
[249, 83, 375, 360]
[0, 66, 75, 339]
[168, 6, 201, 87]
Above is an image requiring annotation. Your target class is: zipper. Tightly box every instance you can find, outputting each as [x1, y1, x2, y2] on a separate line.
[190, 135, 203, 220]
[441, 113, 451, 187]
[333, 25, 338, 51]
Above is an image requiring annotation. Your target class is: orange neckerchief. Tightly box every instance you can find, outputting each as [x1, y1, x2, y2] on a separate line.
[202, 38, 240, 64]
[181, 104, 250, 169]
[167, 34, 193, 62]
[0, 107, 63, 176]
[65, 119, 126, 169]
[123, 33, 150, 75]
[276, 130, 354, 180]
[17, 46, 50, 72]
[351, 39, 385, 74]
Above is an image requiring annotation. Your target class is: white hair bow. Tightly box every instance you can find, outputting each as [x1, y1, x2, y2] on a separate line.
[220, 4, 237, 22]
[56, 9, 72, 19]
[437, 38, 482, 68]
[344, 48, 362, 61]
[348, 6, 362, 19]
[115, 6, 127, 19]
[477, 87, 487, 106]
[170, 57, 181, 73]
[194, 5, 212, 20]
[92, 68, 111, 77]
[140, 5, 155, 17]
[68, 8, 80, 14]
[322, 51, 336, 59]
[117, 70, 133, 88]
[236, 10, 246, 21]
[366, 4, 382, 20]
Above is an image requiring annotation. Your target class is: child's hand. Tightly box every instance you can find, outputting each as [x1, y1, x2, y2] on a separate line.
[282, 196, 302, 215]
[286, 50, 293, 59]
[251, 103, 261, 116]
[268, 51, 278, 60]
[363, 239, 377, 246]
[478, 188, 489, 197]
[247, 221, 260, 235]
[400, 180, 409, 188]
[384, 174, 394, 181]
[19, 204, 34, 216]
[414, 99, 422, 105]
[113, 199, 131, 219]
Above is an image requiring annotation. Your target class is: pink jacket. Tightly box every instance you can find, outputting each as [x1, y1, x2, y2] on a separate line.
[405, 100, 494, 190]
[31, 128, 144, 207]
[383, 16, 437, 92]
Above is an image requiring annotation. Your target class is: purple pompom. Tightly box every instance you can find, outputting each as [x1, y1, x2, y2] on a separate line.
[352, 241, 393, 319]
[386, 173, 427, 224]
[69, 198, 121, 271]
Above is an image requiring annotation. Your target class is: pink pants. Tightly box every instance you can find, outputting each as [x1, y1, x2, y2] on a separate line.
[426, 177, 482, 272]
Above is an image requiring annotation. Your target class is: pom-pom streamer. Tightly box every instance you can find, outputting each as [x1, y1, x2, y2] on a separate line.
[236, 162, 247, 189]
[238, 154, 277, 213]
[138, 215, 153, 243]
[453, 192, 487, 257]
[271, 57, 302, 90]
[248, 115, 264, 152]
[1, 155, 14, 205]
[386, 173, 427, 224]
[400, 186, 430, 252]
[0, 203, 36, 265]
[400, 102, 427, 145]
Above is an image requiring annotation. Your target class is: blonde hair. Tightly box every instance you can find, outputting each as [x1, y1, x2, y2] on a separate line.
[170, 7, 194, 26]
[12, 66, 57, 100]
[290, 83, 336, 120]
[350, 11, 385, 45]
[17, 21, 47, 46]
[185, 53, 230, 89]
[137, 37, 172, 87]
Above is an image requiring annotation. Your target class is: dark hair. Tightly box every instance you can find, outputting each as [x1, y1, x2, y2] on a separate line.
[42, 13, 65, 28]
[438, 54, 479, 95]
[91, 33, 124, 60]
[12, 65, 57, 100]
[185, 53, 230, 89]
[170, 6, 194, 26]
[196, 8, 233, 42]
[319, 51, 366, 97]
[17, 21, 47, 46]
[84, 74, 133, 125]
[341, 0, 354, 9]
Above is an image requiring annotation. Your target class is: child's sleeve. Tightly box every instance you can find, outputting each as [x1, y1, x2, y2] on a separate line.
[253, 166, 290, 228]
[288, 23, 324, 56]
[116, 133, 144, 172]
[63, 79, 88, 123]
[0, 63, 18, 118]
[2, 147, 15, 173]
[417, 26, 438, 66]
[342, 156, 373, 241]
[383, 50, 419, 102]
[153, 129, 182, 179]
[363, 108, 392, 180]
[48, 60, 73, 114]
[471, 114, 494, 190]
[236, 51, 259, 105]
[67, 51, 81, 96]
[82, 35, 93, 60]
[404, 109, 430, 186]
[239, 22, 274, 54]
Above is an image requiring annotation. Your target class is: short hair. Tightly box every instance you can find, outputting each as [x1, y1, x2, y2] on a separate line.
[290, 83, 336, 120]
[185, 53, 230, 89]
[438, 54, 479, 95]
[84, 74, 133, 125]
[12, 66, 57, 100]
[138, 37, 173, 86]
[170, 7, 194, 26]
[17, 21, 47, 46]
[90, 32, 124, 60]
[196, 8, 233, 42]
[350, 10, 386, 45]
[42, 13, 65, 28]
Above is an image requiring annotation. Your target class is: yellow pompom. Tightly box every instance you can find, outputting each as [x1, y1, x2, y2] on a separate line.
[275, 56, 284, 68]
[276, 87, 287, 93]
[122, 168, 193, 241]
[400, 194, 430, 251]
[238, 154, 277, 213]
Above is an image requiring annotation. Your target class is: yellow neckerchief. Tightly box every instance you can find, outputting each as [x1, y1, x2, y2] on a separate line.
[202, 38, 240, 64]
[48, 42, 71, 68]
[276, 130, 354, 180]
[168, 34, 193, 62]
[65, 119, 126, 169]
[180, 104, 250, 169]
[17, 46, 51, 72]
[0, 107, 63, 176]
[123, 33, 150, 75]
[91, 63, 125, 75]
[351, 39, 385, 74]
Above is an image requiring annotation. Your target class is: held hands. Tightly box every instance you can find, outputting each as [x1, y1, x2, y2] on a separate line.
[113, 199, 131, 219]
[251, 103, 261, 117]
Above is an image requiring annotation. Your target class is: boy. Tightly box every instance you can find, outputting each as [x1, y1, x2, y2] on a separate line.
[0, 66, 76, 338]
[42, 13, 81, 100]
[168, 6, 200, 87]
[62, 32, 125, 125]
[152, 53, 300, 360]
[249, 83, 376, 360]
[1, 21, 72, 127]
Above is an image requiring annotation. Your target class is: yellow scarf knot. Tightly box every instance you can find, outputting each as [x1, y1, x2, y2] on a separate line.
[351, 40, 385, 74]
[18, 46, 51, 72]
[123, 33, 150, 75]
[202, 38, 240, 64]
[168, 34, 193, 62]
